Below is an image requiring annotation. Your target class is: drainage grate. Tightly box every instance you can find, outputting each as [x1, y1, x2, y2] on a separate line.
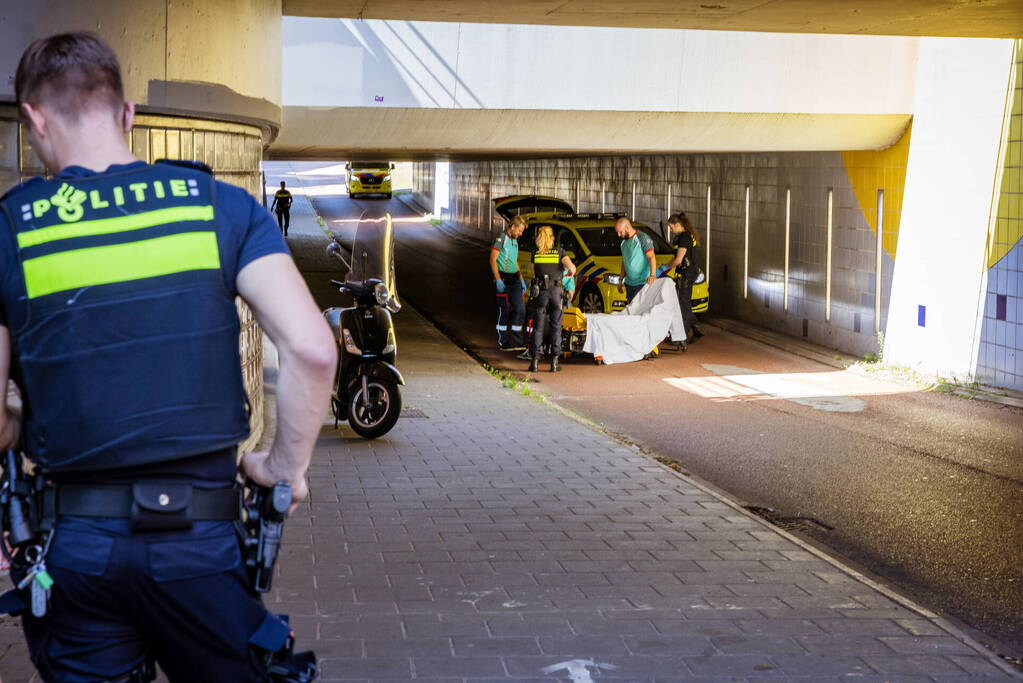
[744, 505, 833, 532]
[400, 407, 429, 418]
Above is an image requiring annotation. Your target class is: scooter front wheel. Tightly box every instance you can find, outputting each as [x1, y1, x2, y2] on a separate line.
[347, 377, 402, 439]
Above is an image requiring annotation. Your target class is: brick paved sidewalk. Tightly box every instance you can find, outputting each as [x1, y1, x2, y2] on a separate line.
[264, 303, 1017, 681]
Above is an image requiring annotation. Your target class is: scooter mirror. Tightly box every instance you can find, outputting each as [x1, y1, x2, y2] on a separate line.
[326, 241, 350, 269]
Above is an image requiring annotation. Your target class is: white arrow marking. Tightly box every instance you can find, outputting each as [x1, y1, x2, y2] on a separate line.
[541, 659, 618, 682]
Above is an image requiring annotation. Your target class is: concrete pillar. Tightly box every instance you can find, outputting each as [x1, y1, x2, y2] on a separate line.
[0, 0, 282, 136]
[884, 38, 1016, 379]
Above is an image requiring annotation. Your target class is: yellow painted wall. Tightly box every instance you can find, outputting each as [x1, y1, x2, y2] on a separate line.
[988, 40, 1023, 269]
[841, 122, 913, 259]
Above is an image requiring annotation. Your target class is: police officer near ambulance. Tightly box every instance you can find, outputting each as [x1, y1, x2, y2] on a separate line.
[528, 225, 575, 373]
[0, 33, 335, 681]
[659, 212, 704, 344]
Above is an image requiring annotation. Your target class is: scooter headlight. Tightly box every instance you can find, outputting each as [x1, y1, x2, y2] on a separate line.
[374, 282, 390, 306]
[382, 327, 397, 355]
[342, 328, 362, 355]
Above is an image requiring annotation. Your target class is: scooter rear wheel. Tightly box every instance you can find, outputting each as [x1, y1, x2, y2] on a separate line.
[347, 377, 402, 439]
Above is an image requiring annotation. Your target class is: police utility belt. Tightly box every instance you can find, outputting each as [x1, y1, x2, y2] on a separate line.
[49, 481, 240, 531]
[529, 274, 562, 298]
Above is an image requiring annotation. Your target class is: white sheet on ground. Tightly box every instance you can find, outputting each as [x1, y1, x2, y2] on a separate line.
[582, 279, 686, 364]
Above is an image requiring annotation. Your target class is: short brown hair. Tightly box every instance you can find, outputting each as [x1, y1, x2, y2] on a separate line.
[16, 32, 124, 121]
[510, 215, 527, 230]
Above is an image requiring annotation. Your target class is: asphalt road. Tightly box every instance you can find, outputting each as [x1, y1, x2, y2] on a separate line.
[270, 162, 1023, 661]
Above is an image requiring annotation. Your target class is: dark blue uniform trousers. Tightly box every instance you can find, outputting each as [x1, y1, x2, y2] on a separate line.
[20, 515, 284, 682]
[495, 275, 525, 347]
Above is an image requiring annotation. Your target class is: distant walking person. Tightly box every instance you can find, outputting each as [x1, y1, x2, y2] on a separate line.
[490, 215, 527, 351]
[614, 217, 657, 304]
[271, 180, 293, 236]
[659, 212, 704, 343]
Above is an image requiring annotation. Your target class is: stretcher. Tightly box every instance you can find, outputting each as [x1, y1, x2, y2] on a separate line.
[559, 279, 687, 364]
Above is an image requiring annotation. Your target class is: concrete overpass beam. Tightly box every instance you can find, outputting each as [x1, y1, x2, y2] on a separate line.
[0, 0, 283, 137]
[274, 19, 918, 159]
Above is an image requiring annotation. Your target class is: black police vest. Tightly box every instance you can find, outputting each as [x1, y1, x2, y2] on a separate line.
[532, 249, 564, 284]
[0, 163, 249, 472]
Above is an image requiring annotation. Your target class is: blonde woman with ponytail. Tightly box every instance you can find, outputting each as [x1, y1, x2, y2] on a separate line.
[528, 225, 575, 372]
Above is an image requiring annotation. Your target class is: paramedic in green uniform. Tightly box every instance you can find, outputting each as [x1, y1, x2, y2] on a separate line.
[489, 215, 526, 350]
[614, 217, 657, 304]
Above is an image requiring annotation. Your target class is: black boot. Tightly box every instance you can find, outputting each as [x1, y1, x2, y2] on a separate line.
[529, 356, 539, 372]
[550, 354, 560, 372]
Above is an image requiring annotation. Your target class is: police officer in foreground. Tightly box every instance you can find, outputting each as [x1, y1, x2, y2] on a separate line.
[528, 226, 575, 373]
[0, 33, 335, 681]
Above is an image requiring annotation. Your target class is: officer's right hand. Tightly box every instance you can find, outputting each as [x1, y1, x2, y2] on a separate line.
[495, 279, 506, 294]
[241, 450, 308, 514]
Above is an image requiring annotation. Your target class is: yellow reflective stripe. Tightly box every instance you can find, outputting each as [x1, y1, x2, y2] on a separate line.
[22, 231, 220, 299]
[17, 205, 215, 249]
[534, 254, 561, 263]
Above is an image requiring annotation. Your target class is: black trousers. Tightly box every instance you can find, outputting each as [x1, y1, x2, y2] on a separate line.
[675, 276, 699, 333]
[275, 209, 290, 233]
[531, 286, 563, 359]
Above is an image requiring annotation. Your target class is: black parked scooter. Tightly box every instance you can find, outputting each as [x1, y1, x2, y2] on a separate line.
[323, 214, 404, 439]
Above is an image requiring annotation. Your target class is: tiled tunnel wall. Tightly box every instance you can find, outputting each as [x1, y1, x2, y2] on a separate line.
[0, 109, 268, 450]
[416, 134, 910, 359]
[412, 161, 435, 212]
[978, 40, 1023, 391]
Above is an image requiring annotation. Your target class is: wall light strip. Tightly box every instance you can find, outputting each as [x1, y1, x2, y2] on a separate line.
[784, 187, 791, 311]
[744, 185, 750, 300]
[705, 184, 712, 290]
[825, 188, 833, 322]
[875, 189, 884, 335]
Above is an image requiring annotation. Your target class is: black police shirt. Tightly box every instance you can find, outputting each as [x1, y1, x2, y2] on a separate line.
[0, 162, 289, 483]
[672, 232, 695, 276]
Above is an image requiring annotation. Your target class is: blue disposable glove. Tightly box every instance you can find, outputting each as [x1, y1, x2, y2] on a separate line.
[656, 265, 670, 277]
[495, 278, 506, 294]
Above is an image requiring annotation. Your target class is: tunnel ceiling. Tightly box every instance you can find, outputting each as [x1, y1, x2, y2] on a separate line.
[268, 107, 913, 161]
[282, 0, 1023, 38]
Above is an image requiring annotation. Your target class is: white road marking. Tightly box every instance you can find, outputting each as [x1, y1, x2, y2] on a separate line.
[541, 659, 618, 682]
